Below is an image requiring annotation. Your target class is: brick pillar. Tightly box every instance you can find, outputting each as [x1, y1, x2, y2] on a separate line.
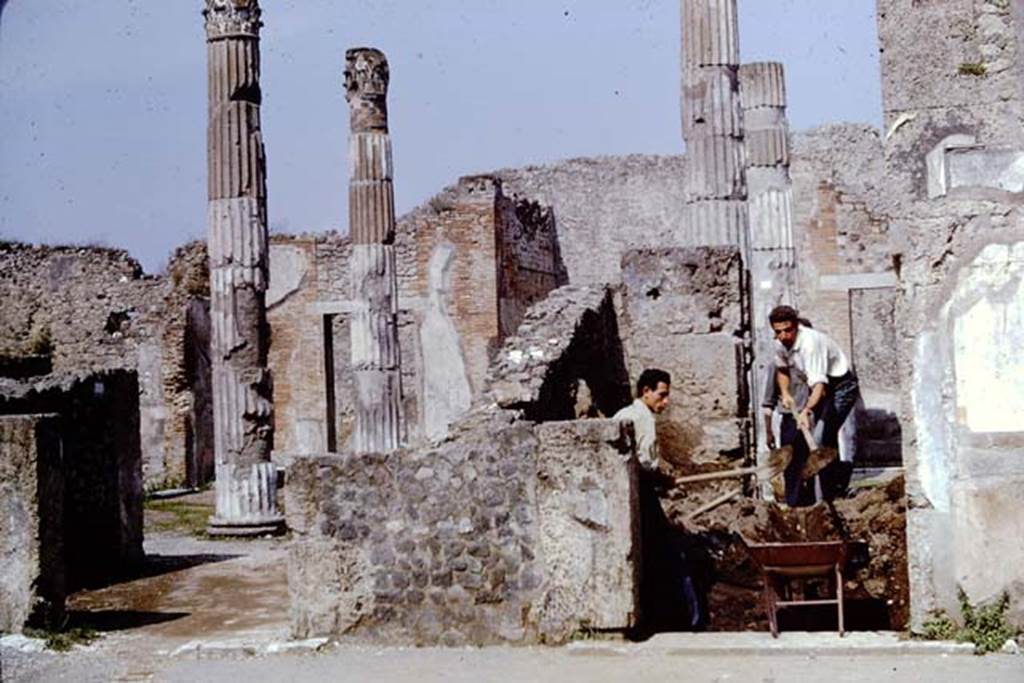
[345, 48, 404, 453]
[204, 0, 283, 536]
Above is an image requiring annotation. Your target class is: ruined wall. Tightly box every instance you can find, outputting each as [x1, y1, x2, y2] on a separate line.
[267, 236, 328, 454]
[0, 370, 143, 589]
[285, 412, 639, 645]
[876, 0, 1024, 628]
[0, 242, 158, 372]
[0, 241, 212, 489]
[619, 247, 748, 467]
[391, 175, 564, 442]
[486, 285, 632, 422]
[495, 191, 567, 339]
[147, 241, 212, 487]
[0, 414, 64, 633]
[496, 156, 688, 286]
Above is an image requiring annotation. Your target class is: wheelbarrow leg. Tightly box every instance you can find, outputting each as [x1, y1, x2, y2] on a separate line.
[835, 563, 845, 637]
[763, 571, 780, 638]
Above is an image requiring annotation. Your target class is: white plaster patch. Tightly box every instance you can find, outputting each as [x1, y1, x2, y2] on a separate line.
[911, 330, 951, 512]
[951, 243, 1024, 433]
[266, 245, 309, 307]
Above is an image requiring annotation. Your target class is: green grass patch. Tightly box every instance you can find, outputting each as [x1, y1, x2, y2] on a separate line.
[144, 498, 212, 538]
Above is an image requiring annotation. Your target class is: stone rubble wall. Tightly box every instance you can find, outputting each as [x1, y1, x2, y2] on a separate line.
[485, 285, 632, 422]
[876, 0, 1024, 629]
[0, 370, 143, 591]
[495, 155, 688, 286]
[619, 247, 748, 468]
[284, 409, 639, 645]
[0, 240, 211, 489]
[0, 414, 64, 633]
[0, 241, 158, 373]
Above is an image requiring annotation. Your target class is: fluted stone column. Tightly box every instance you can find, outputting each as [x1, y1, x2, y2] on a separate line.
[740, 61, 798, 485]
[680, 0, 748, 251]
[204, 0, 283, 536]
[345, 48, 404, 454]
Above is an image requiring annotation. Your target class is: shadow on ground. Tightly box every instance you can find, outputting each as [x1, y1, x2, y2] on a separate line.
[66, 609, 190, 632]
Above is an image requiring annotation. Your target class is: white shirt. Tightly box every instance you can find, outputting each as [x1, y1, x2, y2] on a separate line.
[613, 398, 658, 471]
[775, 325, 851, 387]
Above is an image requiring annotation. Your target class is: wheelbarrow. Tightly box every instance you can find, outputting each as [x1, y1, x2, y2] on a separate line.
[744, 540, 850, 637]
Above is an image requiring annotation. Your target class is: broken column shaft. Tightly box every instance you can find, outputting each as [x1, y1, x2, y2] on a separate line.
[680, 0, 748, 250]
[739, 62, 798, 484]
[204, 0, 283, 535]
[345, 48, 404, 454]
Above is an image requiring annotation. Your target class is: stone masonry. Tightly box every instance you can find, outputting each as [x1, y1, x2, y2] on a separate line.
[204, 0, 283, 535]
[0, 414, 63, 633]
[619, 247, 748, 469]
[876, 0, 1024, 629]
[286, 282, 642, 644]
[0, 370, 143, 589]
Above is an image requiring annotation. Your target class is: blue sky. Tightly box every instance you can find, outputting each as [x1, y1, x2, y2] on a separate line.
[0, 1, 881, 272]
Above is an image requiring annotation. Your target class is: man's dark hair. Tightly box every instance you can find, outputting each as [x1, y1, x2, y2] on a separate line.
[768, 305, 800, 326]
[637, 368, 670, 396]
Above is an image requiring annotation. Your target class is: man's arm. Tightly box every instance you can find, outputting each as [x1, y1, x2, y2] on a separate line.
[797, 382, 827, 431]
[763, 407, 776, 449]
[796, 330, 830, 430]
[776, 367, 795, 411]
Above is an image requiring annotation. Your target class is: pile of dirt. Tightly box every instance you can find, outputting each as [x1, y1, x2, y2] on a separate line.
[662, 475, 909, 631]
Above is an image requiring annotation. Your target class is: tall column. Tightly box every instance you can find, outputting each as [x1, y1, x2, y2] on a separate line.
[680, 0, 748, 251]
[204, 0, 283, 536]
[740, 62, 798, 485]
[345, 48, 404, 453]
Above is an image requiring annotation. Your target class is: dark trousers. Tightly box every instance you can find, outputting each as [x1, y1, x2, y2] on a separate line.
[639, 471, 708, 631]
[782, 371, 859, 506]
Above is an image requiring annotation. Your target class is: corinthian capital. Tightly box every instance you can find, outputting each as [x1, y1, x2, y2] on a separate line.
[345, 48, 390, 132]
[204, 0, 262, 40]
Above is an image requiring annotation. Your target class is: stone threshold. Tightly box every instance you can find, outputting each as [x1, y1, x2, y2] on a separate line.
[568, 632, 975, 657]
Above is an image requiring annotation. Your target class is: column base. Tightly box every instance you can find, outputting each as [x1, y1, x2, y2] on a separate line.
[206, 516, 286, 538]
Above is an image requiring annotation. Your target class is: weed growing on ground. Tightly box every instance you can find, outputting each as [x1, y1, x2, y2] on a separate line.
[957, 62, 987, 76]
[919, 588, 1019, 654]
[23, 626, 100, 652]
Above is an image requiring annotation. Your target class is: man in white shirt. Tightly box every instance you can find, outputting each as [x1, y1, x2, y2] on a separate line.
[613, 368, 671, 472]
[613, 369, 708, 631]
[770, 305, 860, 500]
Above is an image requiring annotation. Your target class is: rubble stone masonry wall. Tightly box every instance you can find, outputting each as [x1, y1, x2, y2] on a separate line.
[284, 410, 639, 645]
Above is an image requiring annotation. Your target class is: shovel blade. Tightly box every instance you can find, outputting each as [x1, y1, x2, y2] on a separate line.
[799, 446, 839, 480]
[767, 445, 793, 476]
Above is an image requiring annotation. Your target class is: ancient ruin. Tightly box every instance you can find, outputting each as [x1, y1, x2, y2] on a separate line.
[203, 0, 283, 536]
[345, 47, 405, 454]
[1, 0, 1022, 659]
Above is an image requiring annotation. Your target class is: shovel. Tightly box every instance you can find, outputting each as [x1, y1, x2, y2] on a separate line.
[797, 420, 838, 481]
[674, 444, 793, 485]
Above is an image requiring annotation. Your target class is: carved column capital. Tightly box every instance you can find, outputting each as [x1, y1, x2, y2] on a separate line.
[204, 0, 262, 41]
[345, 48, 390, 132]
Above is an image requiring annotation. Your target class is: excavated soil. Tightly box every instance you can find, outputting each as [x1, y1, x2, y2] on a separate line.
[662, 475, 909, 632]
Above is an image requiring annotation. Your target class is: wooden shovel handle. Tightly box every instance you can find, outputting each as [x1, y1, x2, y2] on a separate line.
[799, 422, 818, 450]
